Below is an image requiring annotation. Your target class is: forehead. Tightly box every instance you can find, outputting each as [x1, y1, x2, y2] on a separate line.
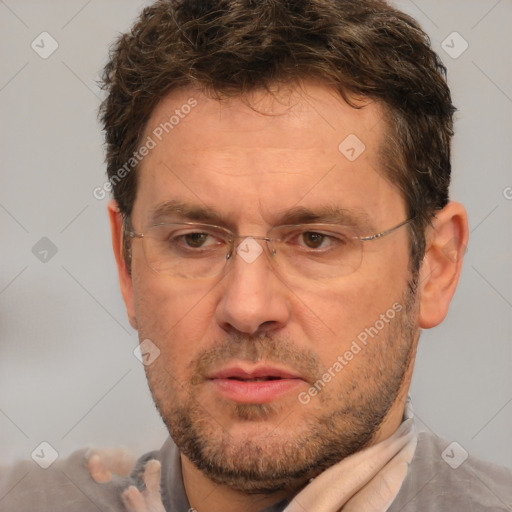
[133, 82, 404, 227]
[146, 82, 384, 153]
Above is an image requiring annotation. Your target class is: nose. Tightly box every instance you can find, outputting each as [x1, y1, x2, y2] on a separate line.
[214, 238, 291, 336]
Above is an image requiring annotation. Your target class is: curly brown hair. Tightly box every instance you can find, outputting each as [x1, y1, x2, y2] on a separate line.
[99, 0, 455, 271]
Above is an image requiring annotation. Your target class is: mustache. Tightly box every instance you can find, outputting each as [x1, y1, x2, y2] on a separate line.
[189, 332, 325, 385]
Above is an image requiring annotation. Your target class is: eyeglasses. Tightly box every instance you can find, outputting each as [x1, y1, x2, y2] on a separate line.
[125, 217, 414, 281]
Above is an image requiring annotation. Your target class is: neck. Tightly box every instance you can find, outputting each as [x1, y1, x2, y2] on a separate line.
[180, 392, 410, 512]
[181, 455, 302, 512]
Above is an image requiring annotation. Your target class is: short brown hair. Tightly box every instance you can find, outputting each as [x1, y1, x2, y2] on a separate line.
[99, 0, 455, 271]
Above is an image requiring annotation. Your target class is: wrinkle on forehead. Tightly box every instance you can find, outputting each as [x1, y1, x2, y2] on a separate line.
[133, 82, 401, 232]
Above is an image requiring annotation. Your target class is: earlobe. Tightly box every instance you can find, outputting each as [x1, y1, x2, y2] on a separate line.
[107, 200, 138, 330]
[417, 202, 469, 329]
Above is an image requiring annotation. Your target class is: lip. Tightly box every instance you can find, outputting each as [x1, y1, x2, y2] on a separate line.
[207, 366, 301, 380]
[206, 365, 304, 404]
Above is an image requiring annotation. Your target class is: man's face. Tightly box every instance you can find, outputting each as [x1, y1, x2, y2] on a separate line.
[126, 83, 418, 492]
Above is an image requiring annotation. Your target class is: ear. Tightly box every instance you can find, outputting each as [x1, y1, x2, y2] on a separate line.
[418, 201, 468, 329]
[107, 200, 138, 330]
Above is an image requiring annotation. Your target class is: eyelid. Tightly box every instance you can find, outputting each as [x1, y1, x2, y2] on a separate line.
[149, 223, 234, 245]
[274, 223, 359, 236]
[150, 222, 361, 241]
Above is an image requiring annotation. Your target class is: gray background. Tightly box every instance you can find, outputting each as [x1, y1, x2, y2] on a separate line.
[1, 0, 511, 470]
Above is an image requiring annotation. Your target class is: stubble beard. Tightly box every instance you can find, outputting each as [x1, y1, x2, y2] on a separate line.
[145, 278, 419, 494]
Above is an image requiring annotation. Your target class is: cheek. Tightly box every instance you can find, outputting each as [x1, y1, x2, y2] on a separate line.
[294, 251, 410, 364]
[132, 269, 216, 374]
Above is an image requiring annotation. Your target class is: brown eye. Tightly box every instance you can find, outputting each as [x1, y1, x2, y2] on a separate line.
[183, 232, 209, 248]
[301, 232, 327, 249]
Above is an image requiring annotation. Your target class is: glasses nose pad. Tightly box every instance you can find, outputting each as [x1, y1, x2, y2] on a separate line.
[226, 235, 240, 262]
[265, 239, 277, 258]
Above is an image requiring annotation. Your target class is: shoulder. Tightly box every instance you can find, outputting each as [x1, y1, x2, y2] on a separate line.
[390, 430, 512, 512]
[0, 449, 129, 512]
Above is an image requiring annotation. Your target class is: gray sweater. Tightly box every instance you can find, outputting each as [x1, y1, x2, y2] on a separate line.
[1, 431, 511, 511]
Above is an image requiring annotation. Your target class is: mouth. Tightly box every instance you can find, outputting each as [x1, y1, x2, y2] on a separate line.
[208, 366, 301, 380]
[206, 366, 304, 404]
[227, 377, 282, 381]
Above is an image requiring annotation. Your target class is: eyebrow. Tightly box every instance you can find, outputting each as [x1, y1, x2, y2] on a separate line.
[272, 205, 373, 230]
[148, 200, 374, 231]
[149, 200, 228, 226]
